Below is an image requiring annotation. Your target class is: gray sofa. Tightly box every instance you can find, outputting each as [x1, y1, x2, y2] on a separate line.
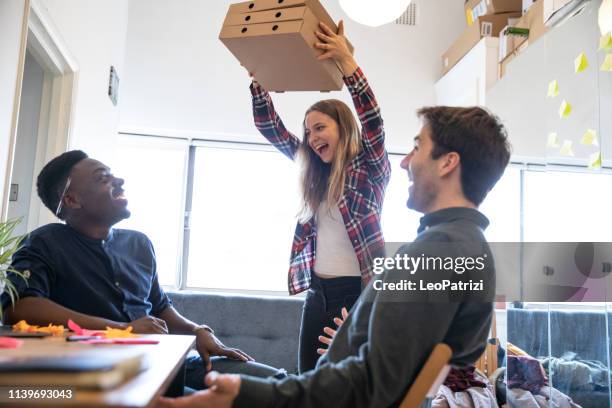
[168, 291, 304, 374]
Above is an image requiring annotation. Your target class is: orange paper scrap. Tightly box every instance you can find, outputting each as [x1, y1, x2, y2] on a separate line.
[12, 320, 64, 336]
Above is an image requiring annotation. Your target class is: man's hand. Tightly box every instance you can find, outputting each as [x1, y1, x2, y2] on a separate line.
[129, 316, 168, 334]
[317, 307, 348, 356]
[196, 329, 254, 371]
[156, 372, 240, 408]
[314, 20, 358, 76]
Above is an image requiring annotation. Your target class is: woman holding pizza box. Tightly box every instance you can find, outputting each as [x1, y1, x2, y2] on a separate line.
[249, 20, 390, 373]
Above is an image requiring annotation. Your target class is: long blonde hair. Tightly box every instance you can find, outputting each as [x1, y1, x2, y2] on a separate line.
[298, 99, 361, 220]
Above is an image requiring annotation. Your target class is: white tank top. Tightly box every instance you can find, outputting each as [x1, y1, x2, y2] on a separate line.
[314, 201, 361, 278]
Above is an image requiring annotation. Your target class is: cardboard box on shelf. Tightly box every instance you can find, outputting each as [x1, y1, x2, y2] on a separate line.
[219, 0, 346, 92]
[442, 12, 521, 75]
[465, 0, 522, 25]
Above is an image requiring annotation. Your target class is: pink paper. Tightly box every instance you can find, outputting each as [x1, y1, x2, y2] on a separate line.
[0, 336, 24, 349]
[82, 338, 159, 345]
[67, 319, 105, 336]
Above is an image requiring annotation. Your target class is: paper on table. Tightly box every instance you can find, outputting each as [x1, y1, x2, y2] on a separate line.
[600, 32, 612, 51]
[547, 132, 560, 148]
[547, 80, 559, 97]
[601, 54, 612, 72]
[560, 140, 574, 156]
[0, 336, 24, 349]
[574, 52, 589, 73]
[589, 151, 602, 169]
[68, 319, 104, 337]
[559, 100, 572, 118]
[82, 338, 159, 345]
[581, 129, 599, 146]
[67, 319, 137, 339]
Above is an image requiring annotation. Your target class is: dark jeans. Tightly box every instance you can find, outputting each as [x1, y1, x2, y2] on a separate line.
[298, 274, 362, 374]
[185, 355, 287, 390]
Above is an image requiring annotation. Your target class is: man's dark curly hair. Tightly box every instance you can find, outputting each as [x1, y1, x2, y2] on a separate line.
[36, 150, 88, 219]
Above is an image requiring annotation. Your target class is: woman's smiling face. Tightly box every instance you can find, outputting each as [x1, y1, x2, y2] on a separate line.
[305, 110, 340, 163]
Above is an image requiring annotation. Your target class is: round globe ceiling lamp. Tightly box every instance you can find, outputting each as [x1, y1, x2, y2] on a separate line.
[600, 0, 612, 35]
[339, 0, 413, 27]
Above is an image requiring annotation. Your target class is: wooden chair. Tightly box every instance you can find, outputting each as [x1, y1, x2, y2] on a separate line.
[474, 311, 499, 377]
[399, 343, 452, 408]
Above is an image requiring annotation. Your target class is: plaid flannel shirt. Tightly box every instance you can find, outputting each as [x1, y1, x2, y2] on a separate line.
[250, 68, 391, 295]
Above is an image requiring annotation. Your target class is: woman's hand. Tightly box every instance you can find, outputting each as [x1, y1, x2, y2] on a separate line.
[317, 307, 349, 356]
[315, 20, 358, 76]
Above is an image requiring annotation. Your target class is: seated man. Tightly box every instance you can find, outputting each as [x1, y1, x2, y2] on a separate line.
[1, 150, 284, 390]
[156, 105, 512, 408]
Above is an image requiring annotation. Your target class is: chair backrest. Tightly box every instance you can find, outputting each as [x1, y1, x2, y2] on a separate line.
[399, 343, 452, 408]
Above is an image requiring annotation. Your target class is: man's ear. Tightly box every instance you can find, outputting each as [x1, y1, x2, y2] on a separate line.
[64, 193, 82, 211]
[438, 152, 461, 177]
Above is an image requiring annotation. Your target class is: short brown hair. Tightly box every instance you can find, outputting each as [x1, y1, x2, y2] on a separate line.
[417, 106, 511, 206]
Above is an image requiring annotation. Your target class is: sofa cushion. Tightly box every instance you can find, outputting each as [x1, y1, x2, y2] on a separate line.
[168, 291, 303, 374]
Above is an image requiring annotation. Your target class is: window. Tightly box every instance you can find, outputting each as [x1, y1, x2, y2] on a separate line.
[186, 144, 299, 292]
[523, 169, 612, 241]
[381, 154, 420, 242]
[479, 166, 521, 242]
[111, 135, 188, 286]
[112, 134, 611, 293]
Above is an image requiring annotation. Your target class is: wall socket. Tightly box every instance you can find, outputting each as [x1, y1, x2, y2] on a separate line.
[9, 184, 18, 202]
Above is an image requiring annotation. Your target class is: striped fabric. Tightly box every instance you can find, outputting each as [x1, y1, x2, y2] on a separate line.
[250, 68, 391, 295]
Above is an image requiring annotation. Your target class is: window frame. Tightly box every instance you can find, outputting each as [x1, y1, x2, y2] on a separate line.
[116, 132, 612, 296]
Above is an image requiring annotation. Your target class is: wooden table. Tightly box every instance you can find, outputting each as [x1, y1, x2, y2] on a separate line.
[0, 334, 195, 407]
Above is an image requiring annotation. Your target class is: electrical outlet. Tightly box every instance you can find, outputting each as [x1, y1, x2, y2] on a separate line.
[9, 184, 18, 202]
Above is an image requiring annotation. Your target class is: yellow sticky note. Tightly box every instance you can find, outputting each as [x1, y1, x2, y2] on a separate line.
[547, 80, 559, 97]
[547, 132, 560, 148]
[588, 152, 602, 169]
[601, 54, 612, 72]
[559, 100, 572, 118]
[600, 32, 612, 51]
[574, 52, 589, 73]
[581, 129, 599, 146]
[560, 140, 574, 156]
[466, 8, 474, 26]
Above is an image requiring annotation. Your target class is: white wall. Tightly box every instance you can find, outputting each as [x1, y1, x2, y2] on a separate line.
[37, 0, 129, 164]
[0, 0, 28, 220]
[487, 0, 607, 163]
[119, 0, 465, 152]
[8, 51, 44, 235]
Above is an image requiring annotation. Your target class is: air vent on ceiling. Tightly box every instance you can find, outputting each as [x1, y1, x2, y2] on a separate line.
[396, 2, 417, 26]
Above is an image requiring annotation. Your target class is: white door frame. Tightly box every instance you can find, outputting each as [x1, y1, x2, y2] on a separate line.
[21, 0, 79, 230]
[1, 0, 30, 223]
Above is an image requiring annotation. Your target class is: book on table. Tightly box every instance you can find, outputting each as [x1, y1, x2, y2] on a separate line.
[0, 349, 147, 390]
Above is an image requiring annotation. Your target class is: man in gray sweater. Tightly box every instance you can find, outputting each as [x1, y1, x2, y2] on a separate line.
[157, 105, 511, 408]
